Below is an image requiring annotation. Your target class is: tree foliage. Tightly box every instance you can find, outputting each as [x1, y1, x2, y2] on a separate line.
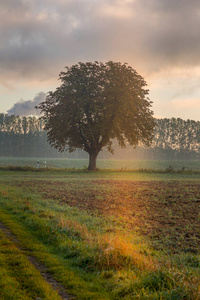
[37, 61, 155, 170]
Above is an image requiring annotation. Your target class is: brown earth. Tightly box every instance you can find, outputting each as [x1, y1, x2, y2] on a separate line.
[14, 179, 200, 254]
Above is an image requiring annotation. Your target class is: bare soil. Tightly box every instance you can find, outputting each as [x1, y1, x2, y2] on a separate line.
[14, 179, 200, 254]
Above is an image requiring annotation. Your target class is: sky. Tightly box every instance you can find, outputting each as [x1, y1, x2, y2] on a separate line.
[1, 0, 200, 120]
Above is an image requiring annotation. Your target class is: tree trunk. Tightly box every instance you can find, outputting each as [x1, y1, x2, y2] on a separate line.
[88, 152, 98, 171]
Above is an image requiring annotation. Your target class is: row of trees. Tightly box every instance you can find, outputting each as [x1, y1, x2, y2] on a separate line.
[151, 118, 200, 160]
[0, 114, 200, 160]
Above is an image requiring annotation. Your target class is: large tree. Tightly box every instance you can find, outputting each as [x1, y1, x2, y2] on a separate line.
[37, 61, 155, 170]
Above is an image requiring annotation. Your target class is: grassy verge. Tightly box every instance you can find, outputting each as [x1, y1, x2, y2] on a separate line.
[0, 208, 110, 299]
[0, 170, 199, 299]
[1, 164, 200, 174]
[0, 220, 62, 300]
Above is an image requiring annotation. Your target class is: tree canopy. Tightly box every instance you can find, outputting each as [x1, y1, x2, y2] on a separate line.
[37, 61, 155, 170]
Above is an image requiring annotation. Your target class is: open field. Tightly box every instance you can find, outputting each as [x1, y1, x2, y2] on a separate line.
[1, 157, 200, 171]
[0, 169, 199, 299]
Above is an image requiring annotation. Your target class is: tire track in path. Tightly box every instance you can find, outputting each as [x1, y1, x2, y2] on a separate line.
[0, 220, 75, 300]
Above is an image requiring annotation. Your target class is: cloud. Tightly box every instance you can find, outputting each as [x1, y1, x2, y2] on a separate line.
[1, 0, 200, 121]
[7, 92, 46, 116]
[1, 0, 200, 87]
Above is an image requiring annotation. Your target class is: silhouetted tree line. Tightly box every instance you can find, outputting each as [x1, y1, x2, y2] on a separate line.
[0, 114, 90, 158]
[0, 114, 200, 159]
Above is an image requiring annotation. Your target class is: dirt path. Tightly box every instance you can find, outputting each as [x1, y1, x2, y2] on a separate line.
[0, 220, 75, 300]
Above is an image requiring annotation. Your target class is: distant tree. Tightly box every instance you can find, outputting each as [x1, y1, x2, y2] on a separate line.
[37, 61, 155, 170]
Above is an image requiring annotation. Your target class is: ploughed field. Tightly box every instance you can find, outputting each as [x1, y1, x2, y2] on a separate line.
[16, 177, 200, 254]
[0, 170, 200, 299]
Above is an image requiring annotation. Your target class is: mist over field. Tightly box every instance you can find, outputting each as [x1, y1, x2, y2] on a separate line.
[1, 157, 200, 172]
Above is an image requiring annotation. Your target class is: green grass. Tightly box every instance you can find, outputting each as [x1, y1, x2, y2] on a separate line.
[0, 169, 199, 299]
[0, 226, 62, 300]
[1, 157, 200, 171]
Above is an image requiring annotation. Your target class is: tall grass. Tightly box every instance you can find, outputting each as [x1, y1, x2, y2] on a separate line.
[0, 229, 62, 299]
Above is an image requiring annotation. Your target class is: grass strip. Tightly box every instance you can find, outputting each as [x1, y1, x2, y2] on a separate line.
[0, 208, 110, 300]
[0, 228, 62, 300]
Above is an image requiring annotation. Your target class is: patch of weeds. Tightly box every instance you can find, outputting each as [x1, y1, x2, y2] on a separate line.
[158, 286, 190, 300]
[100, 270, 114, 279]
[165, 165, 174, 173]
[141, 270, 175, 291]
[114, 271, 189, 300]
[184, 255, 200, 268]
[175, 253, 200, 268]
[72, 253, 96, 271]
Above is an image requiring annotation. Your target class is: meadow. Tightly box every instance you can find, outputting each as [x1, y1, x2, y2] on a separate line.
[1, 157, 200, 171]
[0, 167, 199, 299]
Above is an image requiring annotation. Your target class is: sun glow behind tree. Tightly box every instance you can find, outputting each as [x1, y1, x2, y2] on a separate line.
[37, 61, 155, 170]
